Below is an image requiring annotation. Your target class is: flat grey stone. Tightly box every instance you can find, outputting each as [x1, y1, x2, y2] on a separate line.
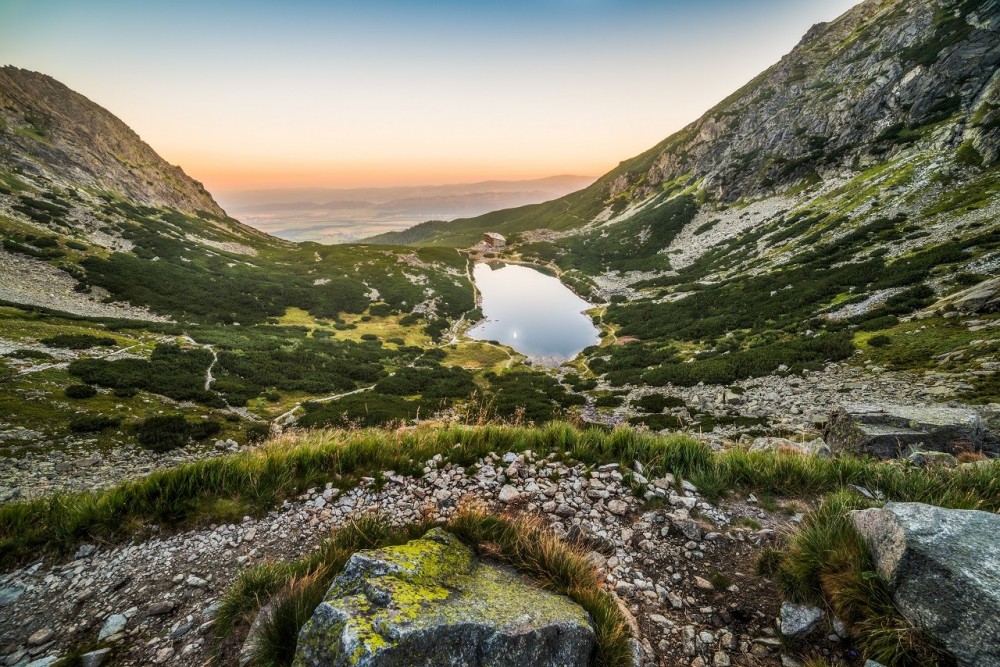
[81, 648, 112, 667]
[0, 585, 24, 607]
[825, 404, 997, 458]
[98, 614, 127, 641]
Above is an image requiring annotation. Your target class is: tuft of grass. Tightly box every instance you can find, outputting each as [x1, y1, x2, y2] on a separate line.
[706, 570, 732, 591]
[250, 571, 335, 666]
[735, 517, 762, 531]
[764, 491, 955, 665]
[3, 422, 998, 569]
[223, 510, 632, 667]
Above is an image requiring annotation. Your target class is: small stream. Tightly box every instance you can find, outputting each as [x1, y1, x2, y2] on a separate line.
[468, 263, 600, 364]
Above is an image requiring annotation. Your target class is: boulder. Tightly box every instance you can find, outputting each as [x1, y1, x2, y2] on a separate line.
[824, 404, 997, 459]
[778, 601, 823, 638]
[294, 528, 596, 667]
[950, 276, 1000, 314]
[851, 502, 1000, 667]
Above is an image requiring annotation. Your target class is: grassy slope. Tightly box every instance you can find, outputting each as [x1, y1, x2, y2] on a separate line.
[3, 422, 997, 567]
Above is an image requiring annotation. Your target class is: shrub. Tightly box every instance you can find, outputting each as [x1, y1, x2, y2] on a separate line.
[64, 384, 97, 399]
[68, 415, 121, 433]
[5, 349, 52, 360]
[956, 141, 983, 168]
[41, 334, 116, 350]
[189, 420, 222, 442]
[135, 414, 191, 452]
[245, 423, 271, 444]
[867, 334, 892, 348]
[633, 394, 686, 413]
[594, 393, 625, 408]
[643, 333, 854, 387]
[69, 343, 224, 407]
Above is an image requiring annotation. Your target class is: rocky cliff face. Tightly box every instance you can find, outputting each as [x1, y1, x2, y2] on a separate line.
[609, 0, 1000, 204]
[0, 66, 225, 217]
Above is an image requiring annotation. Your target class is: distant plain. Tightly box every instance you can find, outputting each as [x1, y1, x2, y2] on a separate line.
[216, 175, 594, 242]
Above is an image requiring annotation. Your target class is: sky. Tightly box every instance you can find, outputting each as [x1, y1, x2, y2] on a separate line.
[1, 0, 860, 192]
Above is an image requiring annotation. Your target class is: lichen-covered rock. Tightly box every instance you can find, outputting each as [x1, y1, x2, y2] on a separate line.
[824, 404, 998, 459]
[851, 502, 1000, 667]
[293, 528, 596, 666]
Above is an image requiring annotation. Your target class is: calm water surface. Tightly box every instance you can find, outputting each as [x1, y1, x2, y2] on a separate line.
[468, 263, 600, 363]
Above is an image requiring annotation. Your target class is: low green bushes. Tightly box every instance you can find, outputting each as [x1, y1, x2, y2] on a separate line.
[69, 343, 224, 407]
[135, 414, 221, 452]
[68, 415, 121, 433]
[633, 394, 686, 413]
[40, 334, 116, 349]
[64, 384, 97, 399]
[643, 333, 854, 387]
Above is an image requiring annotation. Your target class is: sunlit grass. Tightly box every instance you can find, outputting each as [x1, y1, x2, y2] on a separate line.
[2, 422, 998, 570]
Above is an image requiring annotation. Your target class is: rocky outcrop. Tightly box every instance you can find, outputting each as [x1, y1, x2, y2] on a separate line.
[0, 66, 225, 217]
[950, 276, 1000, 314]
[294, 528, 596, 667]
[602, 0, 1000, 204]
[851, 502, 1000, 667]
[824, 403, 998, 458]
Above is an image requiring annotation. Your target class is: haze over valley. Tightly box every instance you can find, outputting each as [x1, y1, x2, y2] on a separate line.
[216, 176, 595, 242]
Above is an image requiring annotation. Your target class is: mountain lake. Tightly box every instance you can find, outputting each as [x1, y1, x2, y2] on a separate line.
[468, 263, 600, 363]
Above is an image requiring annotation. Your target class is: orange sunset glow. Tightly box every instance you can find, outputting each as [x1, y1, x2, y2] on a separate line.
[1, 0, 859, 192]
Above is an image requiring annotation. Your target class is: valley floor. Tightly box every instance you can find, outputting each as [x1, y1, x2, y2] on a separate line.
[0, 359, 974, 502]
[0, 446, 839, 667]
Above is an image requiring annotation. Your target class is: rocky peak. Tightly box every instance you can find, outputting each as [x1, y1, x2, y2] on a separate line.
[0, 66, 225, 217]
[605, 0, 1000, 204]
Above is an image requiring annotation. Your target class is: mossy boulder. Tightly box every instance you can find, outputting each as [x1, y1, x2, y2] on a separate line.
[293, 528, 596, 666]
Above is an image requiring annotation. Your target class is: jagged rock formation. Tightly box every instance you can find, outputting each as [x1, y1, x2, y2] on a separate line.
[852, 502, 1000, 667]
[294, 528, 596, 667]
[0, 66, 224, 217]
[606, 0, 1000, 203]
[372, 0, 1000, 243]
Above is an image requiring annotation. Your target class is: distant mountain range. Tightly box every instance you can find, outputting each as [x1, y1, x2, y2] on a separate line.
[215, 176, 595, 243]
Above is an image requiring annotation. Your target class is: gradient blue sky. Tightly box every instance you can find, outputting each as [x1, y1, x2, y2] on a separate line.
[1, 0, 860, 190]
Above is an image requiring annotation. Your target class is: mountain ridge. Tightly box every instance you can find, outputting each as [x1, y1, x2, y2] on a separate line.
[365, 0, 999, 247]
[0, 65, 226, 218]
